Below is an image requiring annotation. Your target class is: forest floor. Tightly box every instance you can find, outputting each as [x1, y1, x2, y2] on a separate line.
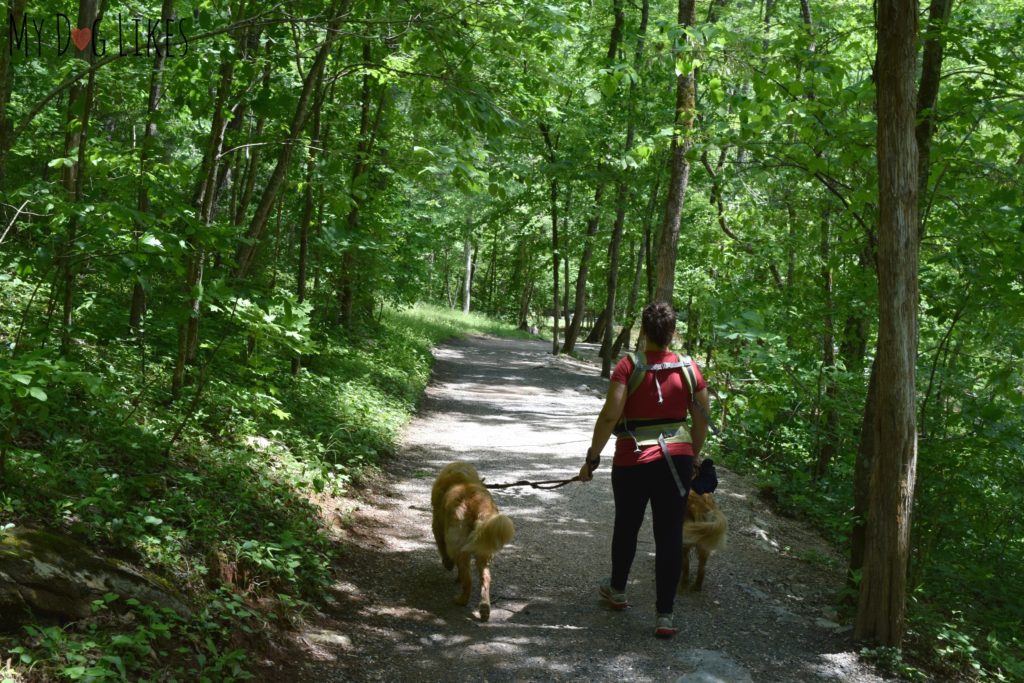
[288, 335, 899, 682]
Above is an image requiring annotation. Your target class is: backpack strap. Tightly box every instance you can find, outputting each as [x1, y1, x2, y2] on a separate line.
[621, 350, 721, 439]
[625, 350, 647, 396]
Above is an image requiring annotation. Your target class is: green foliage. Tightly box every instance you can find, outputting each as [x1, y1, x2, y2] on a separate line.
[0, 279, 524, 679]
[0, 0, 1022, 678]
[8, 592, 254, 682]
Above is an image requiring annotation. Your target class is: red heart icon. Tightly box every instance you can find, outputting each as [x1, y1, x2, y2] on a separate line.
[71, 27, 92, 51]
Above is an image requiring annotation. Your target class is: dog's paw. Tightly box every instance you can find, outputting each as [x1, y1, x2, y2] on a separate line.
[478, 603, 490, 621]
[442, 558, 454, 571]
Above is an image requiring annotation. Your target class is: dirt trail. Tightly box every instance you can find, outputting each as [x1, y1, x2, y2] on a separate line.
[295, 335, 894, 683]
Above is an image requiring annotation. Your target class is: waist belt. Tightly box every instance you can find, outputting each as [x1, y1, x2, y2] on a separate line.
[613, 417, 692, 452]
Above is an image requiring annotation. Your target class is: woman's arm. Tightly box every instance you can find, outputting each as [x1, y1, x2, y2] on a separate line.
[579, 381, 627, 481]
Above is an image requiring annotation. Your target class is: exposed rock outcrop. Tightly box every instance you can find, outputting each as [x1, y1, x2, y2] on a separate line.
[0, 527, 190, 630]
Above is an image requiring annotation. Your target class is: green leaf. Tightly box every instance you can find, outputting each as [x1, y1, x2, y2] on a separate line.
[28, 386, 47, 401]
[12, 374, 31, 385]
[140, 233, 164, 250]
[144, 515, 163, 526]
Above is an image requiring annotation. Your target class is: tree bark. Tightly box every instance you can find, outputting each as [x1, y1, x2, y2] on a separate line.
[653, 0, 698, 305]
[915, 0, 954, 240]
[850, 0, 952, 613]
[584, 307, 608, 344]
[854, 0, 919, 647]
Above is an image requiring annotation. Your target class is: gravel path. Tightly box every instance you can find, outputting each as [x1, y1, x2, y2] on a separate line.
[295, 335, 895, 683]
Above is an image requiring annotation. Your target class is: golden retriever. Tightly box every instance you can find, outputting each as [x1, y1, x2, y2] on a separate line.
[679, 491, 728, 591]
[431, 462, 514, 621]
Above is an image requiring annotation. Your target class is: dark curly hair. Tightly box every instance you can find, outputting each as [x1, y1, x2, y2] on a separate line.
[641, 302, 676, 347]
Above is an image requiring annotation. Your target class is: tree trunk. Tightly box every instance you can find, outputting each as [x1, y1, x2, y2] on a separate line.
[854, 0, 919, 647]
[442, 244, 453, 308]
[562, 184, 605, 353]
[643, 155, 666, 306]
[562, 253, 571, 331]
[0, 15, 22, 165]
[339, 41, 388, 326]
[486, 227, 499, 314]
[850, 0, 952, 615]
[540, 123, 561, 355]
[461, 239, 473, 314]
[59, 0, 102, 357]
[612, 238, 644, 358]
[0, 0, 28, 188]
[235, 65, 272, 227]
[549, 180, 560, 355]
[600, 0, 650, 375]
[814, 210, 838, 479]
[292, 72, 326, 375]
[130, 0, 175, 334]
[585, 307, 608, 344]
[849, 356, 877, 597]
[172, 29, 237, 398]
[235, 2, 347, 280]
[518, 279, 534, 330]
[653, 0, 698, 305]
[915, 0, 954, 240]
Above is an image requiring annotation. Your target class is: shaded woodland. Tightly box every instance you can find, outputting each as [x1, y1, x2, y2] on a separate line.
[0, 0, 1021, 679]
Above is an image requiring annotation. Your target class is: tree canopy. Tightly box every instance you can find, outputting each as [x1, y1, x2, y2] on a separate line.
[1, 0, 1022, 679]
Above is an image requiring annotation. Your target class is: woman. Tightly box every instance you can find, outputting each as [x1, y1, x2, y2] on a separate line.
[579, 301, 709, 638]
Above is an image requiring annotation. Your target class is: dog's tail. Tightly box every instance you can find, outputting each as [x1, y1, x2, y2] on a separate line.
[683, 509, 728, 551]
[465, 514, 515, 556]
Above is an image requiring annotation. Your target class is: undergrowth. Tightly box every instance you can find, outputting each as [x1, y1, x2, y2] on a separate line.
[0, 301, 523, 681]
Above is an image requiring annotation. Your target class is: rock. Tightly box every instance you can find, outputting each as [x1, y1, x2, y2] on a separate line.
[738, 583, 770, 601]
[814, 617, 851, 633]
[0, 527, 191, 630]
[769, 605, 802, 624]
[675, 649, 754, 683]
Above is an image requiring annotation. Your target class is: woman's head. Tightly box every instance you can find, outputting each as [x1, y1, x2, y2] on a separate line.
[641, 302, 676, 347]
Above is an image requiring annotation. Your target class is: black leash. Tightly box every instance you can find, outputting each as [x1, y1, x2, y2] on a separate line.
[484, 475, 582, 490]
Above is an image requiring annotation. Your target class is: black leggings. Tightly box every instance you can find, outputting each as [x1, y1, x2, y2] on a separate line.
[610, 455, 694, 614]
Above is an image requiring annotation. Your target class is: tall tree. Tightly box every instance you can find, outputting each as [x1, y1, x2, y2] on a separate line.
[234, 1, 347, 280]
[540, 122, 561, 355]
[652, 0, 698, 305]
[130, 0, 177, 334]
[854, 0, 919, 646]
[850, 0, 954, 597]
[600, 0, 650, 377]
[58, 0, 103, 356]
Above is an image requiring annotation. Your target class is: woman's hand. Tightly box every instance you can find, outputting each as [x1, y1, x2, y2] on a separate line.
[579, 450, 600, 482]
